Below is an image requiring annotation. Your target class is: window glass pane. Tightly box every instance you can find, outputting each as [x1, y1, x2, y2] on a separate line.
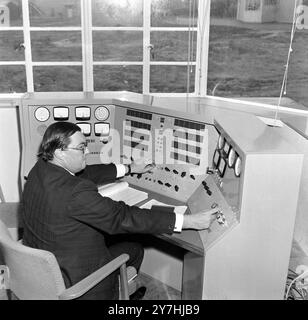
[93, 31, 143, 61]
[33, 66, 82, 91]
[0, 66, 26, 92]
[208, 0, 308, 108]
[286, 29, 308, 108]
[92, 0, 143, 27]
[151, 0, 198, 27]
[94, 66, 142, 93]
[31, 31, 82, 61]
[151, 31, 196, 61]
[0, 31, 24, 60]
[30, 0, 81, 27]
[150, 65, 195, 93]
[0, 0, 23, 27]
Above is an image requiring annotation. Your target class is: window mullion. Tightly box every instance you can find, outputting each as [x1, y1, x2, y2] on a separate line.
[22, 0, 34, 92]
[195, 0, 211, 96]
[143, 0, 151, 94]
[81, 0, 93, 92]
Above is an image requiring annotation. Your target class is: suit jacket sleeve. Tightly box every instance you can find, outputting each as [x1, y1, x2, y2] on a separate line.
[76, 163, 118, 185]
[69, 179, 176, 235]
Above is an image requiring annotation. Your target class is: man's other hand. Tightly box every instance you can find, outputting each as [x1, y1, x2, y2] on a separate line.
[130, 159, 156, 174]
[182, 208, 219, 230]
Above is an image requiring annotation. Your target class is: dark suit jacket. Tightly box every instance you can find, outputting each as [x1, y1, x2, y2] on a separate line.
[21, 158, 175, 299]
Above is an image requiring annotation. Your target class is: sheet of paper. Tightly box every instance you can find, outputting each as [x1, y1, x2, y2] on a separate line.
[140, 199, 187, 215]
[98, 181, 128, 197]
[98, 182, 148, 206]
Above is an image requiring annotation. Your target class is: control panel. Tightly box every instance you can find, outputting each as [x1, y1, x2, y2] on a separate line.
[20, 96, 219, 202]
[187, 124, 242, 249]
[117, 108, 211, 202]
[208, 127, 242, 216]
[21, 103, 117, 179]
[19, 94, 305, 300]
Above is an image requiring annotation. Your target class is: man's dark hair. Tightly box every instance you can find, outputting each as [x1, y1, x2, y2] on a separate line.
[38, 122, 81, 161]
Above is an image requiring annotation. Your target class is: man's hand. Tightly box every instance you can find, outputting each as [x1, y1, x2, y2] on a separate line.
[129, 159, 156, 174]
[182, 208, 219, 230]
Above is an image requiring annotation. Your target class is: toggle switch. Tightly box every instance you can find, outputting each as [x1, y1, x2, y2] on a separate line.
[216, 211, 227, 226]
[211, 202, 218, 209]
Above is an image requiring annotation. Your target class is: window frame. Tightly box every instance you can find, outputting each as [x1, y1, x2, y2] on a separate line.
[0, 0, 203, 95]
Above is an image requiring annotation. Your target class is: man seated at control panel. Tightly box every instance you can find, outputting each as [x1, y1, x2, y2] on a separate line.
[21, 121, 219, 300]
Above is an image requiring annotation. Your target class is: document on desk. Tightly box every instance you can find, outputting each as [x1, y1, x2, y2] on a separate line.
[98, 181, 148, 206]
[140, 199, 187, 215]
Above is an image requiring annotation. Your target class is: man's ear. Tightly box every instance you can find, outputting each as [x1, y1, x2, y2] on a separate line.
[54, 148, 64, 160]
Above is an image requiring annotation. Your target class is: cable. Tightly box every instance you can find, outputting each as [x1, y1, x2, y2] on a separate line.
[275, 0, 299, 124]
[285, 269, 308, 300]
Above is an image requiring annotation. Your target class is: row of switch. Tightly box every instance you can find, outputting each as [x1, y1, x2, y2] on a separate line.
[133, 173, 180, 192]
[202, 180, 212, 196]
[161, 167, 196, 180]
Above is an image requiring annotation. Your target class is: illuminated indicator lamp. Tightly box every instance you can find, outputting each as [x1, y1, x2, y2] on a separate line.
[94, 123, 110, 136]
[223, 140, 230, 155]
[228, 148, 236, 167]
[217, 134, 224, 149]
[234, 156, 242, 177]
[76, 123, 91, 136]
[213, 149, 220, 168]
[53, 107, 69, 121]
[75, 107, 91, 120]
[218, 158, 227, 177]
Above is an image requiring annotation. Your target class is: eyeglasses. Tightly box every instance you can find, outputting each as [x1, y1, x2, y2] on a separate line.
[63, 143, 88, 154]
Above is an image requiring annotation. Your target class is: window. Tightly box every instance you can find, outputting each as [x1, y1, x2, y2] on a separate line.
[92, 0, 198, 94]
[0, 0, 307, 110]
[29, 0, 82, 92]
[208, 0, 308, 109]
[0, 0, 25, 92]
[245, 0, 261, 11]
[0, 0, 198, 95]
[149, 0, 198, 94]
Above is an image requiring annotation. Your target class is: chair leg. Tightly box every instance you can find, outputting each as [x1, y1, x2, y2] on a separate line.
[119, 264, 129, 300]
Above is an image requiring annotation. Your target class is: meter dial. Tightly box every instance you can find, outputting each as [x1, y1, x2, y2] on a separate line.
[228, 148, 236, 167]
[217, 134, 225, 149]
[94, 106, 110, 121]
[34, 107, 50, 122]
[234, 156, 242, 177]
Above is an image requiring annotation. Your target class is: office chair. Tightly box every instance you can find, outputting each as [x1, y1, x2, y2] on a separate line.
[0, 219, 137, 300]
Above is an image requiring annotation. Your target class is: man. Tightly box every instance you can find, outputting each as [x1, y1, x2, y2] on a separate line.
[21, 122, 218, 300]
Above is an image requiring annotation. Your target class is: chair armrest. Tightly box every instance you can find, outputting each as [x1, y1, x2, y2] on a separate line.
[59, 253, 129, 300]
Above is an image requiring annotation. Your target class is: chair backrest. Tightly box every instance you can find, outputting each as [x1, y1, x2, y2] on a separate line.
[0, 219, 66, 300]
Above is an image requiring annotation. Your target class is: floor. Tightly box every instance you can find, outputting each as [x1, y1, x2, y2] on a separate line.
[137, 272, 181, 300]
[0, 272, 181, 300]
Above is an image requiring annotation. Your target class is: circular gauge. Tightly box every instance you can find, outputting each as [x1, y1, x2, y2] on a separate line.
[234, 156, 242, 177]
[34, 107, 50, 122]
[94, 106, 110, 121]
[228, 148, 236, 167]
[217, 135, 225, 149]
